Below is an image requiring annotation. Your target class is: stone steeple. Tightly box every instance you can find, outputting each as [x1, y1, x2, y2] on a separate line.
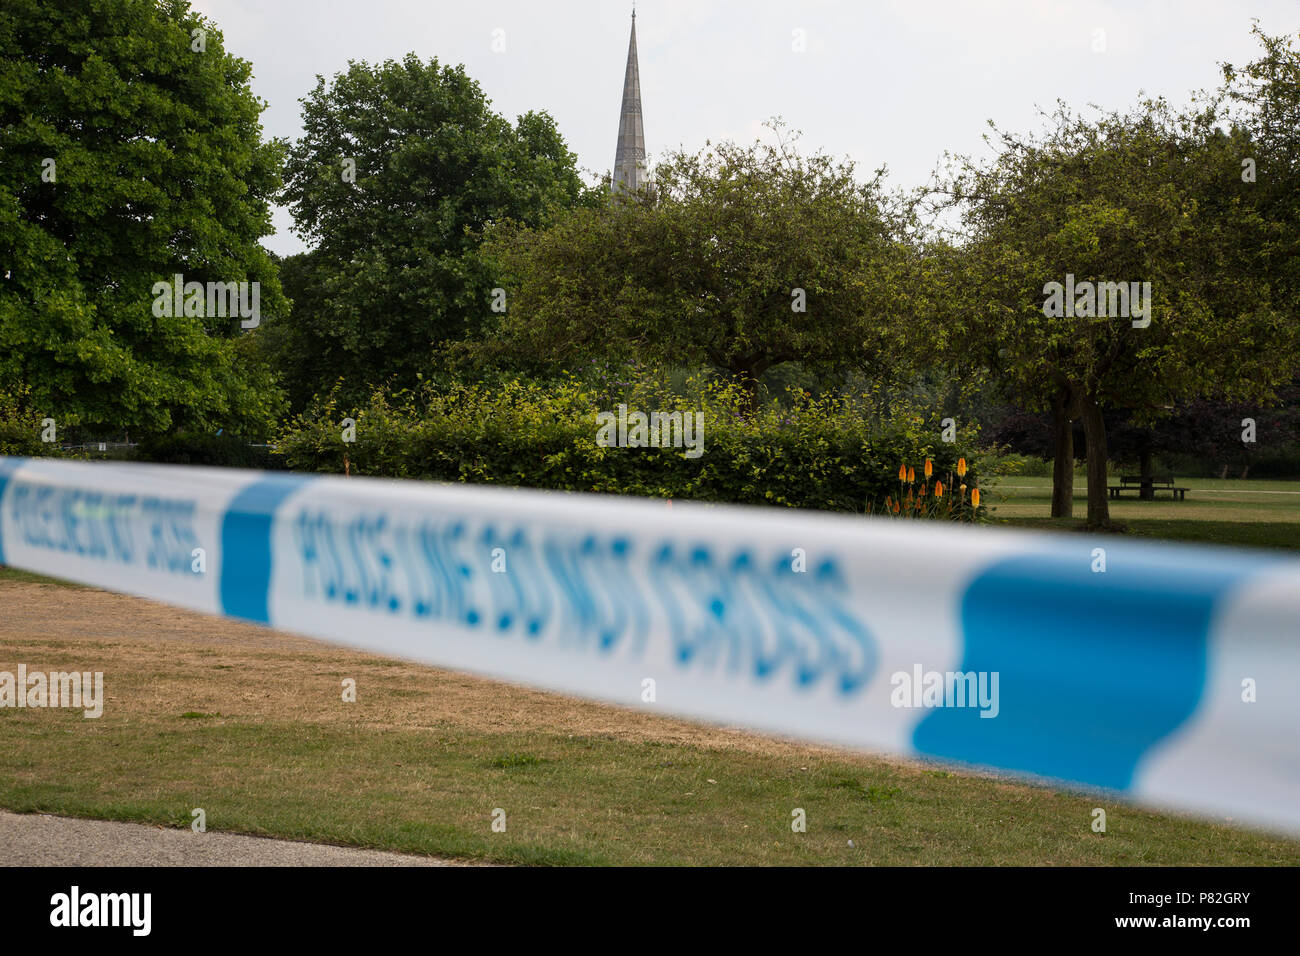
[612, 10, 646, 193]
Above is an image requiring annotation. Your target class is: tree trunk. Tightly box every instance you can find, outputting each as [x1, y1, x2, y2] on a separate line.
[1080, 394, 1112, 529]
[1138, 439, 1154, 501]
[1050, 387, 1074, 518]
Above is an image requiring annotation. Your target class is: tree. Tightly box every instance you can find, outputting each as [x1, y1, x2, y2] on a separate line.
[0, 0, 286, 438]
[272, 55, 593, 410]
[942, 88, 1300, 528]
[1219, 25, 1300, 360]
[262, 249, 336, 413]
[483, 125, 919, 410]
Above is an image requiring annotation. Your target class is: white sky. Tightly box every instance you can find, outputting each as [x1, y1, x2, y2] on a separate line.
[189, 0, 1300, 258]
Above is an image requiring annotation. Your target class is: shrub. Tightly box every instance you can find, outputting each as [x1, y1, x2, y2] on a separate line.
[0, 385, 57, 456]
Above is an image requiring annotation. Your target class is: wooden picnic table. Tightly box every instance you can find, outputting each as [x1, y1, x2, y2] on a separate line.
[1107, 475, 1189, 501]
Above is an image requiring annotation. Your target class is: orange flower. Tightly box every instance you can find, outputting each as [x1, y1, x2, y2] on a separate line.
[960, 483, 967, 497]
[935, 481, 944, 497]
[957, 457, 967, 478]
[918, 483, 926, 497]
[924, 459, 933, 478]
[898, 463, 907, 481]
[971, 488, 981, 508]
[893, 499, 900, 514]
[907, 466, 915, 483]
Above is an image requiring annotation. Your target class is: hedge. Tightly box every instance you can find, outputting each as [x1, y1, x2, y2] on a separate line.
[274, 378, 984, 517]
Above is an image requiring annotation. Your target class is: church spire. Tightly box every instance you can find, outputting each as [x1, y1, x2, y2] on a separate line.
[612, 9, 646, 193]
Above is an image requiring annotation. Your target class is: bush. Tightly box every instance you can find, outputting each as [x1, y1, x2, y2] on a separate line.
[0, 417, 46, 457]
[0, 385, 57, 456]
[274, 376, 985, 517]
[975, 449, 1072, 478]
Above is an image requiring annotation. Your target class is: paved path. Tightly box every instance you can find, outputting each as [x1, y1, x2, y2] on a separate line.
[0, 810, 472, 866]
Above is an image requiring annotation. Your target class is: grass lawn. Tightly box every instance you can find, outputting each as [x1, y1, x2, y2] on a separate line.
[986, 475, 1300, 550]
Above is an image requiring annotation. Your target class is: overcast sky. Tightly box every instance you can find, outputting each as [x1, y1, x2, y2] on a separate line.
[188, 0, 1300, 258]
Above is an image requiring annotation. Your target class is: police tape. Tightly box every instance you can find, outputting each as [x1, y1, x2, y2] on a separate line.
[2, 455, 1298, 833]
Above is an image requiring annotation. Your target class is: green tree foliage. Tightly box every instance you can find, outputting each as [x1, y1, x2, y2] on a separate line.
[483, 124, 920, 410]
[941, 73, 1300, 527]
[266, 249, 334, 415]
[0, 0, 286, 438]
[1220, 24, 1300, 328]
[273, 55, 593, 411]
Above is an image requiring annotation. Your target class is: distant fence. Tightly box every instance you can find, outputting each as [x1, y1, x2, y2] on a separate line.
[59, 442, 137, 454]
[1, 455, 1298, 833]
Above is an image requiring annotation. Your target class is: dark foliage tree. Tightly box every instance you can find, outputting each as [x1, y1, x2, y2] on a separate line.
[272, 55, 594, 411]
[0, 0, 286, 438]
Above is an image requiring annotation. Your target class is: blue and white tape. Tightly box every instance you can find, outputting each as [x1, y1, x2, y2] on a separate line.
[2, 456, 1298, 833]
